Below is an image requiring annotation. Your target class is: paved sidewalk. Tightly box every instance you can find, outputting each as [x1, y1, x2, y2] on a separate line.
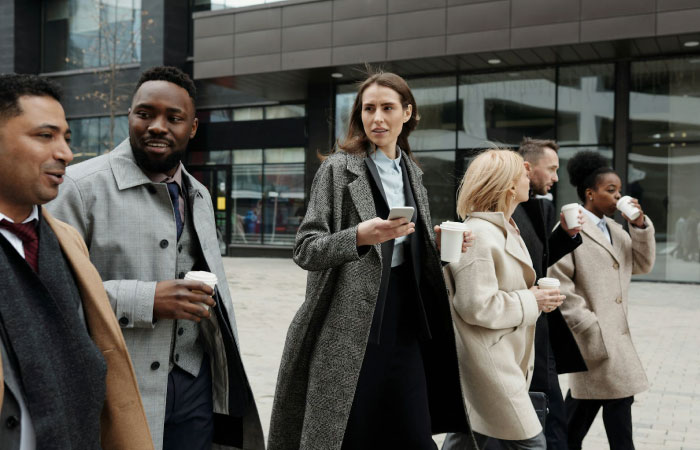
[223, 257, 700, 449]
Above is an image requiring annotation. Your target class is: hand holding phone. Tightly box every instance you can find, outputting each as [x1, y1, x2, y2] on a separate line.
[387, 206, 415, 221]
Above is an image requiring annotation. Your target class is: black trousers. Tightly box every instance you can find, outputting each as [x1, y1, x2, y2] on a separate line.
[565, 390, 634, 450]
[543, 347, 568, 450]
[342, 265, 436, 450]
[164, 354, 214, 450]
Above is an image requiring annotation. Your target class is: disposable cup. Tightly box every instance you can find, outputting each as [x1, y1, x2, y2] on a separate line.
[537, 277, 560, 289]
[184, 271, 217, 311]
[561, 203, 581, 229]
[616, 196, 640, 220]
[440, 221, 469, 263]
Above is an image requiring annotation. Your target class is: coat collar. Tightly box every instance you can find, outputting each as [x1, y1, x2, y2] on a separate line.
[580, 214, 623, 264]
[468, 211, 535, 272]
[108, 139, 201, 197]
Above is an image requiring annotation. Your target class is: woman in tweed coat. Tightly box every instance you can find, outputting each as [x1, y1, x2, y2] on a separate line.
[548, 151, 655, 450]
[268, 72, 476, 450]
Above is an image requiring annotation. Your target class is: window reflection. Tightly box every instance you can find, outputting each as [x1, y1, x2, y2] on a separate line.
[68, 115, 128, 163]
[459, 69, 556, 147]
[43, 0, 141, 72]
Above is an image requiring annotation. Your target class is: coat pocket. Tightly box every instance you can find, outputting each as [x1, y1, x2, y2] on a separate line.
[575, 320, 609, 362]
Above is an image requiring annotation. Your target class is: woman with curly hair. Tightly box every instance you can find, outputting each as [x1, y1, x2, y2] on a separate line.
[548, 151, 656, 450]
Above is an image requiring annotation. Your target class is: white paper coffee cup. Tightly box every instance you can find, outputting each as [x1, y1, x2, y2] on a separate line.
[184, 271, 217, 311]
[616, 196, 641, 220]
[537, 277, 560, 289]
[440, 221, 469, 263]
[561, 203, 581, 228]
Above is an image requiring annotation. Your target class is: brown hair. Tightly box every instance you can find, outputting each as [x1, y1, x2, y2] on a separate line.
[518, 137, 559, 163]
[456, 149, 525, 219]
[336, 70, 419, 158]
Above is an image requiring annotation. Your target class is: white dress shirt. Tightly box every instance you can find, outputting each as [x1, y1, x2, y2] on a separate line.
[0, 206, 38, 450]
[582, 207, 612, 245]
[371, 148, 407, 267]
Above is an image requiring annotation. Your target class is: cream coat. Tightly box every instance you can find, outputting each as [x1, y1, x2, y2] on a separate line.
[548, 215, 655, 400]
[444, 212, 541, 441]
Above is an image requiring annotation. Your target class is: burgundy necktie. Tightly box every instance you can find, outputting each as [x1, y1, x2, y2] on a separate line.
[0, 219, 39, 272]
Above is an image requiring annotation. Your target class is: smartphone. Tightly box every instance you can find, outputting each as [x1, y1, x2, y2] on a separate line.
[387, 206, 415, 221]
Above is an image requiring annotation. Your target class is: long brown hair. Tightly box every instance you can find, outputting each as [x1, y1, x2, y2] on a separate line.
[336, 71, 419, 158]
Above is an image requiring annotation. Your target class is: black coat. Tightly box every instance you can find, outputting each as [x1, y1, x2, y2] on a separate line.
[512, 197, 587, 392]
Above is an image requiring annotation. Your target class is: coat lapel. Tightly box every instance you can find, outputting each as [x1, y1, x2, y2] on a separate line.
[364, 156, 389, 213]
[581, 217, 621, 264]
[346, 153, 378, 223]
[606, 217, 625, 260]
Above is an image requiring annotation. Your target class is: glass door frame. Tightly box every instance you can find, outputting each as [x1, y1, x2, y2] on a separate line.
[187, 164, 232, 255]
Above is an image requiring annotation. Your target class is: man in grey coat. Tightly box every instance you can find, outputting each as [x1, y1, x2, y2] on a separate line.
[48, 66, 263, 450]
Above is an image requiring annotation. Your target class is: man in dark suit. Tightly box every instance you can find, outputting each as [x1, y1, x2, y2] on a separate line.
[0, 74, 152, 450]
[512, 138, 588, 450]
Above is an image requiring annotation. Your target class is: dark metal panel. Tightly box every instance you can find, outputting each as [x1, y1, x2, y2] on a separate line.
[613, 61, 630, 195]
[189, 117, 307, 151]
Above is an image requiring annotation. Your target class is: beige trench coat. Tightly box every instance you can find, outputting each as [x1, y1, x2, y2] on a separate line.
[548, 215, 655, 400]
[444, 212, 542, 441]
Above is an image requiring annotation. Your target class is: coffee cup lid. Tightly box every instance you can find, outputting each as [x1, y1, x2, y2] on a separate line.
[440, 221, 468, 231]
[561, 203, 580, 211]
[616, 196, 632, 207]
[537, 277, 560, 286]
[184, 271, 218, 286]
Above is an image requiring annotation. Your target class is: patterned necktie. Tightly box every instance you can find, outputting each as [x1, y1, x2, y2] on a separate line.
[0, 219, 39, 271]
[167, 182, 184, 240]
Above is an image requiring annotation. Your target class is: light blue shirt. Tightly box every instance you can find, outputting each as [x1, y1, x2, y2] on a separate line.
[582, 207, 612, 244]
[372, 148, 407, 267]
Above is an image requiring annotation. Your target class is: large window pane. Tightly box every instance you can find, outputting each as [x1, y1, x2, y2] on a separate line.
[459, 69, 556, 148]
[630, 59, 700, 144]
[263, 164, 305, 246]
[231, 165, 263, 245]
[43, 0, 141, 72]
[408, 77, 457, 151]
[264, 148, 305, 164]
[557, 64, 615, 146]
[335, 84, 356, 145]
[265, 104, 305, 119]
[629, 144, 700, 283]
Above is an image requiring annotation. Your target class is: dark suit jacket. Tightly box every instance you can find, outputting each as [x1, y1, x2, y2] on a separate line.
[512, 197, 587, 392]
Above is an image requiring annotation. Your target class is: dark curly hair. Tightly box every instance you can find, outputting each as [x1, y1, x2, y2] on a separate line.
[134, 66, 196, 103]
[0, 74, 62, 122]
[567, 150, 616, 202]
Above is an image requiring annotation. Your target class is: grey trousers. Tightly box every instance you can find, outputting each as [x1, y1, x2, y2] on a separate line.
[442, 431, 546, 450]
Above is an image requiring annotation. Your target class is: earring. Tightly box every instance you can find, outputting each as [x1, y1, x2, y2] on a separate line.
[589, 196, 593, 200]
[512, 193, 516, 200]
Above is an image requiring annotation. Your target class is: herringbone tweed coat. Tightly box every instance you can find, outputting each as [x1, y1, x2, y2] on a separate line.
[548, 215, 655, 400]
[268, 150, 475, 450]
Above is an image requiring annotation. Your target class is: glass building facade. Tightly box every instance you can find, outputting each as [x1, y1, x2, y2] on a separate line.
[336, 57, 700, 283]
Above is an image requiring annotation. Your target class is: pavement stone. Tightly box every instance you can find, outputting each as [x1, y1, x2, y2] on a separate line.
[223, 257, 700, 448]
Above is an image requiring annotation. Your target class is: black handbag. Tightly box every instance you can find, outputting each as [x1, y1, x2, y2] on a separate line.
[529, 392, 549, 428]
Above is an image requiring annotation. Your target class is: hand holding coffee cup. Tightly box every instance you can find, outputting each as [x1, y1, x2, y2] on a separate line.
[434, 225, 474, 253]
[561, 204, 583, 236]
[153, 276, 216, 322]
[531, 278, 564, 312]
[617, 196, 645, 227]
[439, 221, 471, 263]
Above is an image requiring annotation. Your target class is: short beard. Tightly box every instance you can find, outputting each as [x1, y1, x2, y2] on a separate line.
[130, 137, 185, 174]
[530, 183, 547, 196]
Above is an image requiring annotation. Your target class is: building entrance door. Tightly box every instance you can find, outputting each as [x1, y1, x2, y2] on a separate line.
[188, 165, 230, 255]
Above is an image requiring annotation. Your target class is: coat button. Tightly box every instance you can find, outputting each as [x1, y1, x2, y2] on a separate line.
[178, 327, 184, 336]
[613, 262, 620, 270]
[151, 361, 160, 370]
[6, 416, 19, 429]
[160, 239, 169, 249]
[615, 297, 622, 304]
[119, 316, 129, 326]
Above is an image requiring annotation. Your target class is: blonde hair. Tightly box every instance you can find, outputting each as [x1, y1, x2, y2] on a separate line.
[456, 149, 525, 219]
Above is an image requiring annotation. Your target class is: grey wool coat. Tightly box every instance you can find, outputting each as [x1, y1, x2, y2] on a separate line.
[46, 140, 264, 450]
[548, 215, 656, 400]
[267, 150, 475, 450]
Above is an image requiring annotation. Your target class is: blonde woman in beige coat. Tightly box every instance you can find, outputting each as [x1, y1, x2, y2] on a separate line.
[442, 150, 566, 450]
[548, 151, 655, 450]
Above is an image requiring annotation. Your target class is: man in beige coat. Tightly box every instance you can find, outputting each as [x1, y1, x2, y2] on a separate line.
[0, 73, 152, 450]
[549, 150, 655, 450]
